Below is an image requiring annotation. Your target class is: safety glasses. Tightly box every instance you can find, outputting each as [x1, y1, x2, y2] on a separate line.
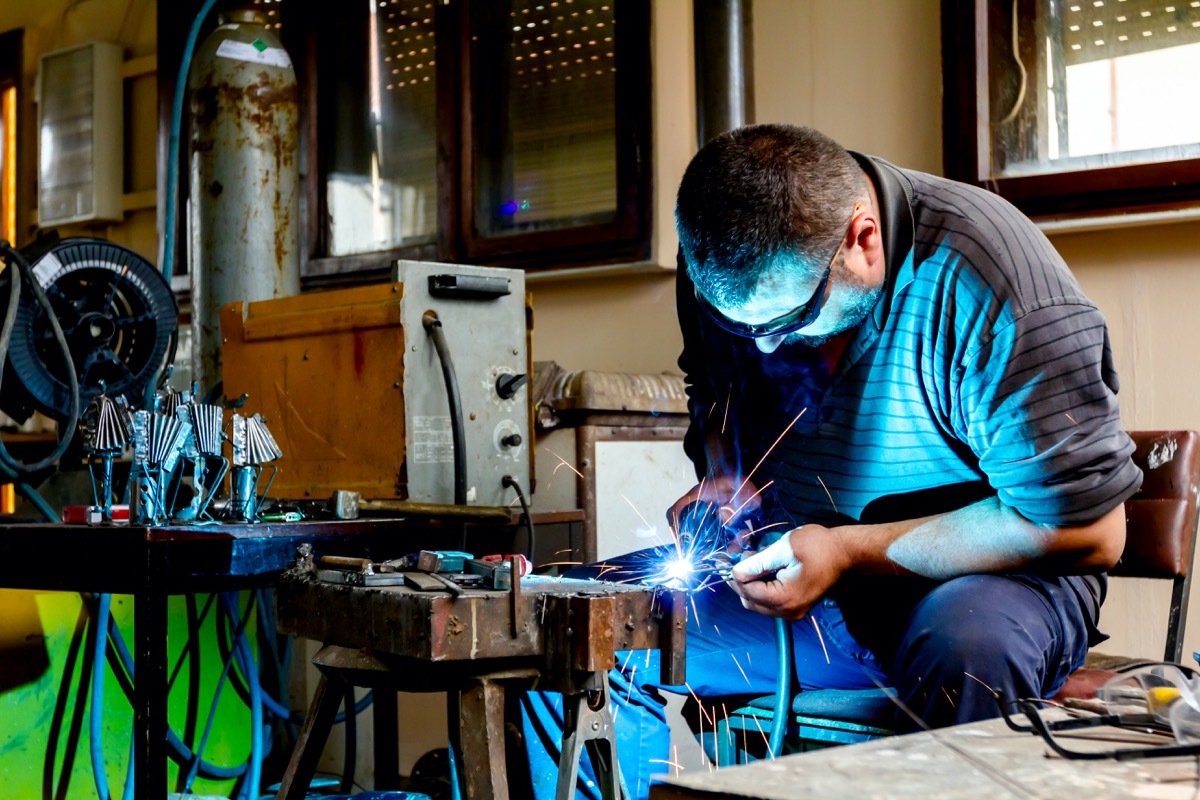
[695, 202, 862, 339]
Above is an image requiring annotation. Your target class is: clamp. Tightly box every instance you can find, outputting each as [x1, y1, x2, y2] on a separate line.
[556, 679, 628, 800]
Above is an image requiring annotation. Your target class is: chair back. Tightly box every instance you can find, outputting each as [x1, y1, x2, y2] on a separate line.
[1113, 431, 1200, 662]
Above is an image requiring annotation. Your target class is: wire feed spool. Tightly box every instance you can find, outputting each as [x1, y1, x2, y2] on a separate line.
[1, 238, 177, 422]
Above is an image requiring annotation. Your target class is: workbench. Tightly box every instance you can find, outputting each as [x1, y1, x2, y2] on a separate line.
[274, 557, 687, 799]
[0, 518, 448, 799]
[648, 712, 1200, 799]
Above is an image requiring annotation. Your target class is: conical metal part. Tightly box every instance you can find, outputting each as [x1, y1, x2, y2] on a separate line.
[83, 394, 131, 453]
[147, 413, 193, 473]
[245, 414, 283, 464]
[155, 386, 192, 418]
[188, 404, 225, 457]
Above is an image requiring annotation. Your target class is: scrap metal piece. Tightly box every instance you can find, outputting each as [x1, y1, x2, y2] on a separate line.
[132, 410, 151, 464]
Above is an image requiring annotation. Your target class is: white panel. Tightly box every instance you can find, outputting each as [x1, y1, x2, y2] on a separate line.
[594, 438, 695, 561]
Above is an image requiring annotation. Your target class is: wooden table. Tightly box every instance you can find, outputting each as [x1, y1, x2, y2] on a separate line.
[0, 518, 444, 799]
[649, 713, 1200, 799]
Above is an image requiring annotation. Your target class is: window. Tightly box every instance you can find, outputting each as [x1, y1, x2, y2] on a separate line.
[158, 0, 650, 278]
[283, 0, 651, 277]
[942, 0, 1200, 218]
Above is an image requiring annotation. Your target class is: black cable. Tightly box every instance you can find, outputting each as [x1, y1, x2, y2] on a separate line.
[43, 601, 93, 800]
[422, 312, 467, 506]
[0, 241, 80, 474]
[176, 593, 203, 794]
[503, 475, 535, 563]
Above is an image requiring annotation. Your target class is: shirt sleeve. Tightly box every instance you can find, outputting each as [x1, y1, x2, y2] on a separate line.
[954, 299, 1142, 526]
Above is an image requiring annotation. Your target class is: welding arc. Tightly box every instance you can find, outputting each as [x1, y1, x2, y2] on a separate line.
[423, 312, 467, 507]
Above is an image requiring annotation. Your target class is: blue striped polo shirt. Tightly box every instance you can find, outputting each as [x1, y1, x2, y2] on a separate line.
[676, 155, 1142, 612]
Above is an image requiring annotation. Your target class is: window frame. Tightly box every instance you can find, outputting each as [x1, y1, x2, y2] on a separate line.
[159, 0, 653, 283]
[941, 0, 1200, 219]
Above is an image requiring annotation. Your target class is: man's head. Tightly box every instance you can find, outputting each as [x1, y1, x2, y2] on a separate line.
[675, 124, 884, 353]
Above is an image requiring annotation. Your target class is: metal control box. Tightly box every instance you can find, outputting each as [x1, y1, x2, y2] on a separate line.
[220, 261, 531, 507]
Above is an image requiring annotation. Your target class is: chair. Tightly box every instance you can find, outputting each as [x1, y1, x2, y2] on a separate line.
[710, 430, 1200, 763]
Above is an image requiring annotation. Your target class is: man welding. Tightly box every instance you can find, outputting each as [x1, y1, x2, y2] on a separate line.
[521, 123, 1141, 799]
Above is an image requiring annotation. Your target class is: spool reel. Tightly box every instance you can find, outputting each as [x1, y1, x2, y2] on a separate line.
[0, 237, 178, 424]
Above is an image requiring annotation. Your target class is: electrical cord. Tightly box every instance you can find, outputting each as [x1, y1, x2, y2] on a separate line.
[161, 0, 220, 283]
[503, 474, 536, 563]
[0, 241, 80, 475]
[768, 617, 792, 758]
[422, 312, 467, 506]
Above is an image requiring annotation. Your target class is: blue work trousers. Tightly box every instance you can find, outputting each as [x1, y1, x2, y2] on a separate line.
[520, 555, 1094, 799]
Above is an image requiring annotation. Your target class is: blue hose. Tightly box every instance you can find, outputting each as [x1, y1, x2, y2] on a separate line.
[90, 594, 113, 800]
[91, 594, 135, 800]
[161, 0, 220, 283]
[767, 617, 792, 758]
[220, 593, 263, 800]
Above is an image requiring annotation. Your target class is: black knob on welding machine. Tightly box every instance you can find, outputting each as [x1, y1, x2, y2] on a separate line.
[501, 433, 523, 448]
[496, 372, 529, 399]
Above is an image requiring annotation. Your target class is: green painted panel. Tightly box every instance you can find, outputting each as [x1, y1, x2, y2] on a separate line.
[0, 590, 262, 798]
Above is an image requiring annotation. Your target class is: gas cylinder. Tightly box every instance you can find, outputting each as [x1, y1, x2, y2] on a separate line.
[187, 7, 300, 395]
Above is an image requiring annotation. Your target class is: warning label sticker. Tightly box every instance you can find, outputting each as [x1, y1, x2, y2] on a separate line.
[411, 416, 453, 464]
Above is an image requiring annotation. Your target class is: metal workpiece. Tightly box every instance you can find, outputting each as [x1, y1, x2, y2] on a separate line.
[188, 7, 300, 393]
[275, 568, 686, 686]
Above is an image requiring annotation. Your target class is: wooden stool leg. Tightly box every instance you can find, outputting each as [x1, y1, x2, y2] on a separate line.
[275, 672, 345, 800]
[457, 678, 509, 800]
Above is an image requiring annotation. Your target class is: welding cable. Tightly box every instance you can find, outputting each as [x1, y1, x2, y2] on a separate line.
[503, 474, 536, 562]
[0, 241, 80, 475]
[100, 595, 255, 782]
[767, 617, 793, 758]
[214, 592, 264, 800]
[178, 592, 260, 794]
[211, 597, 373, 727]
[90, 593, 133, 800]
[42, 600, 93, 799]
[161, 0, 220, 283]
[422, 312, 467, 507]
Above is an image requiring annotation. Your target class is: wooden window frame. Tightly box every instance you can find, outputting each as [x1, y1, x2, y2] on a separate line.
[941, 0, 1200, 220]
[159, 0, 652, 286]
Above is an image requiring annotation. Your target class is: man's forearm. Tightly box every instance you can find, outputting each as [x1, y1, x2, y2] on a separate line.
[832, 497, 1126, 580]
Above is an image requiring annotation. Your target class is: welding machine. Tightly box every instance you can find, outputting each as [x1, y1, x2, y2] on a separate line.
[220, 260, 531, 509]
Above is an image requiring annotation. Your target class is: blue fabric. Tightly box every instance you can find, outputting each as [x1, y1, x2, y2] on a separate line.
[520, 553, 1091, 799]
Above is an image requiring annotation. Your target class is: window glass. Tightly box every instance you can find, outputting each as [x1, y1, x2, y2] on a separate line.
[989, 0, 1200, 179]
[323, 0, 438, 255]
[472, 0, 618, 236]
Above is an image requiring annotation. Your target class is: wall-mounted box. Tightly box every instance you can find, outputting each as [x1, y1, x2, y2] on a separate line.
[36, 42, 124, 226]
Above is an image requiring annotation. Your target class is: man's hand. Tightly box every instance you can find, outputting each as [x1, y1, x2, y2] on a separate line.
[666, 476, 762, 549]
[730, 524, 852, 619]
